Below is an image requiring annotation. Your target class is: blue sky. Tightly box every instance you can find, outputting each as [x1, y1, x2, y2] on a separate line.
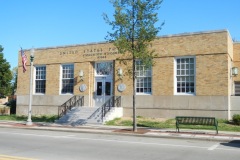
[0, 0, 239, 69]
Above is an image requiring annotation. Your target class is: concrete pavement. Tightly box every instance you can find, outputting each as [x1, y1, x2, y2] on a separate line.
[0, 120, 240, 142]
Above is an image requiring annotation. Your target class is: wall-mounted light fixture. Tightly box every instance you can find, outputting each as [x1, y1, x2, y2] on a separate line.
[232, 67, 238, 76]
[118, 68, 123, 80]
[79, 70, 84, 81]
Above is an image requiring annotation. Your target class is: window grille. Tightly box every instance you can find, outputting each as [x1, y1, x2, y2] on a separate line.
[235, 82, 240, 96]
[175, 57, 195, 95]
[61, 64, 74, 94]
[35, 66, 46, 94]
[135, 60, 152, 94]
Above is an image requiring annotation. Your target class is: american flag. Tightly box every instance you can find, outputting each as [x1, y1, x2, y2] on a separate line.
[21, 48, 27, 73]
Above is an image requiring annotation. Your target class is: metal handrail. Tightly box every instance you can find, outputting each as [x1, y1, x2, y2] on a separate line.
[58, 95, 84, 118]
[101, 96, 121, 120]
[87, 96, 121, 122]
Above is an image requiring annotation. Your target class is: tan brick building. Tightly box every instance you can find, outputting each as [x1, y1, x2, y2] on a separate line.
[16, 30, 240, 120]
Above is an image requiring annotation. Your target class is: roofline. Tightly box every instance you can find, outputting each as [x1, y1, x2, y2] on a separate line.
[23, 29, 230, 51]
[157, 29, 229, 38]
[23, 41, 109, 51]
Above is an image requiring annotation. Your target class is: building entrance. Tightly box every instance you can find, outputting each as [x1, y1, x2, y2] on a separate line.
[94, 77, 112, 107]
[94, 62, 113, 107]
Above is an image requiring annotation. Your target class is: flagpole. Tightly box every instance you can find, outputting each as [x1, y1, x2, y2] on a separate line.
[26, 48, 34, 126]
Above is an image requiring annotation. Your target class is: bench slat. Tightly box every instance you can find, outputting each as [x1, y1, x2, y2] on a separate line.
[176, 116, 218, 134]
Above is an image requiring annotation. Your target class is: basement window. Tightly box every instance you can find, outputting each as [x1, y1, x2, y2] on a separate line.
[234, 81, 240, 96]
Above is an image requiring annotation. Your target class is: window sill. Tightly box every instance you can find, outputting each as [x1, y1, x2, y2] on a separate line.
[60, 93, 74, 95]
[174, 93, 195, 96]
[33, 93, 45, 95]
[136, 93, 152, 96]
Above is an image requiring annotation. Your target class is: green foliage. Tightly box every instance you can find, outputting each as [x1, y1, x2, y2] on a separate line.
[232, 114, 240, 125]
[31, 115, 58, 122]
[11, 67, 18, 95]
[103, 0, 164, 67]
[104, 0, 164, 131]
[5, 99, 16, 114]
[0, 115, 58, 123]
[0, 115, 24, 121]
[105, 117, 240, 132]
[0, 45, 12, 97]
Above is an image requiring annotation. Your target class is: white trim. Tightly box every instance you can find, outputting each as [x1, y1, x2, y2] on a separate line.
[94, 61, 113, 78]
[32, 65, 36, 95]
[60, 63, 74, 95]
[135, 60, 152, 95]
[174, 56, 196, 96]
[59, 65, 62, 95]
[33, 65, 46, 95]
[93, 61, 113, 107]
[136, 93, 152, 96]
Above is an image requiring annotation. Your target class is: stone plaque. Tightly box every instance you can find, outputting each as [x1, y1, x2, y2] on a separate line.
[79, 84, 87, 92]
[118, 83, 126, 92]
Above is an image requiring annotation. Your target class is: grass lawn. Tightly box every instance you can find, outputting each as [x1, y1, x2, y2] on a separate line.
[105, 117, 240, 132]
[0, 115, 58, 123]
[1, 115, 240, 132]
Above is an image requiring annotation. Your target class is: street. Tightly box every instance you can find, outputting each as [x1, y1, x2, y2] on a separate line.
[0, 128, 239, 160]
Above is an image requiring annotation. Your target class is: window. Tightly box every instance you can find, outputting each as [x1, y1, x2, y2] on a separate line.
[61, 64, 74, 94]
[135, 60, 152, 94]
[235, 82, 240, 96]
[96, 62, 113, 76]
[175, 57, 195, 95]
[35, 66, 46, 94]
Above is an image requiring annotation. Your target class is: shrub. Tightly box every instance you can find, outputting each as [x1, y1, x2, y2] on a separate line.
[232, 114, 240, 125]
[5, 99, 16, 114]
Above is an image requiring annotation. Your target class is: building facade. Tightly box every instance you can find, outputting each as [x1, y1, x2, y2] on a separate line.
[16, 30, 240, 119]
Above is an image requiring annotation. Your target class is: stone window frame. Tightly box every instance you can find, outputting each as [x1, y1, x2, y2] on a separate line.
[135, 60, 152, 95]
[174, 56, 196, 95]
[60, 64, 74, 95]
[34, 65, 46, 94]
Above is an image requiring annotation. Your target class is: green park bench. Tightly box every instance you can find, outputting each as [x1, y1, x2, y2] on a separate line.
[176, 116, 218, 134]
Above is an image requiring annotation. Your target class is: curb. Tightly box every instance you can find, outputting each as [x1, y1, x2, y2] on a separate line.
[0, 121, 240, 142]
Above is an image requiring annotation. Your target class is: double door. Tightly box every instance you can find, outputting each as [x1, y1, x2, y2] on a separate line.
[94, 77, 112, 107]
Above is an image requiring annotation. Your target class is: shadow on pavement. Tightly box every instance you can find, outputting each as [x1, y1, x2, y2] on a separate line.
[221, 140, 240, 148]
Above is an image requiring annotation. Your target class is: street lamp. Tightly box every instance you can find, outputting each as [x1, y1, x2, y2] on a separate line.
[26, 48, 34, 125]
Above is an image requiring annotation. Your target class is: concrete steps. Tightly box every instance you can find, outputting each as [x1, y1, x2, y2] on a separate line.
[56, 106, 101, 126]
[103, 107, 123, 123]
[56, 106, 123, 126]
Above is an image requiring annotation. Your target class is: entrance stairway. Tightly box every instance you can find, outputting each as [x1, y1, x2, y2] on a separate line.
[56, 96, 122, 126]
[56, 106, 102, 126]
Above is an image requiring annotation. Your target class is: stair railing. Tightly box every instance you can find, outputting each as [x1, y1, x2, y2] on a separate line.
[101, 96, 121, 120]
[58, 95, 84, 118]
[87, 96, 121, 122]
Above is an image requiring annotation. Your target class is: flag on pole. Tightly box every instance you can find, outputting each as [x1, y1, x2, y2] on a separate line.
[21, 48, 27, 73]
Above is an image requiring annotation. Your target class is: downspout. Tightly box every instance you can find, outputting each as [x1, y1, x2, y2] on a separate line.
[228, 62, 232, 120]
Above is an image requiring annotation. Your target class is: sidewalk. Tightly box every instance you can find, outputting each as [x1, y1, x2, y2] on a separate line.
[0, 120, 240, 142]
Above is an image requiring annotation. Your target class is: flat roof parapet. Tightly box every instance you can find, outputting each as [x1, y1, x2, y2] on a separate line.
[25, 29, 229, 51]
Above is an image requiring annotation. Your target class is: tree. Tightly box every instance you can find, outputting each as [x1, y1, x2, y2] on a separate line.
[11, 67, 18, 95]
[104, 0, 164, 132]
[0, 45, 12, 98]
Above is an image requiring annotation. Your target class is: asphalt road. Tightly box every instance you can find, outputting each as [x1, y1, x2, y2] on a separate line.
[0, 128, 239, 160]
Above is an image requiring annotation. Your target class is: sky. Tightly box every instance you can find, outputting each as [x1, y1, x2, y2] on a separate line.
[0, 0, 239, 69]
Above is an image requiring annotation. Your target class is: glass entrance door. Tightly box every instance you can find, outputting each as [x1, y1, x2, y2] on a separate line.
[94, 61, 113, 107]
[94, 78, 112, 107]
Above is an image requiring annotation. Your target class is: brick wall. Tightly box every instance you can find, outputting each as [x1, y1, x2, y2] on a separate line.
[17, 30, 230, 97]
